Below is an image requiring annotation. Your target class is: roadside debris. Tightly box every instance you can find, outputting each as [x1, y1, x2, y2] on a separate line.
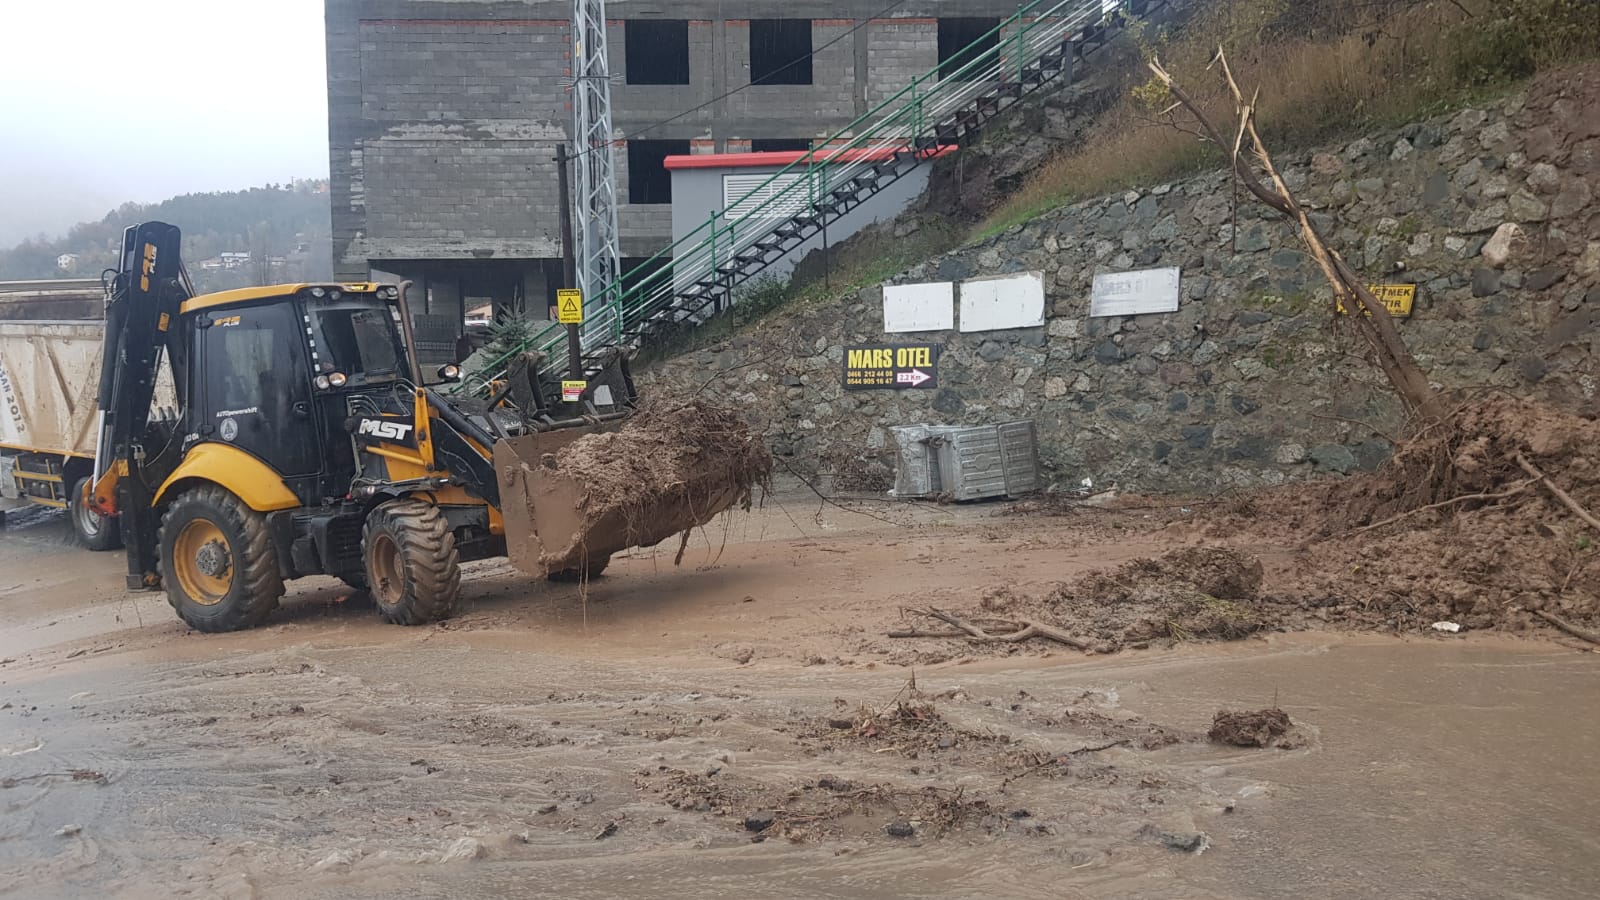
[1533, 610, 1600, 646]
[888, 607, 1100, 652]
[882, 546, 1270, 658]
[1141, 825, 1208, 854]
[1208, 709, 1299, 749]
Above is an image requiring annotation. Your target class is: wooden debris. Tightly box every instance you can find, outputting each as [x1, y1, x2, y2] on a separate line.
[1534, 610, 1600, 646]
[888, 607, 1096, 652]
[1516, 454, 1600, 533]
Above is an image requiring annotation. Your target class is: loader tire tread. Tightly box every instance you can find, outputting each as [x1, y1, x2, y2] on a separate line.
[161, 485, 284, 633]
[363, 500, 462, 626]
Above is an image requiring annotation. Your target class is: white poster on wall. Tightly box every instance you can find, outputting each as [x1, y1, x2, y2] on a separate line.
[959, 272, 1046, 333]
[883, 281, 955, 333]
[1090, 267, 1182, 317]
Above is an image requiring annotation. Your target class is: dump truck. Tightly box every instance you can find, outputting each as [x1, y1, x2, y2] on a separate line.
[0, 279, 148, 547]
[75, 221, 765, 632]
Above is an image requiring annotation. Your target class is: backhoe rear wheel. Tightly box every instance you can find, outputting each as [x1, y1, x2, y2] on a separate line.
[160, 486, 284, 632]
[363, 500, 462, 626]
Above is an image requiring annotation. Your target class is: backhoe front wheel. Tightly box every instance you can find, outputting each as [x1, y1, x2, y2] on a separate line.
[69, 476, 122, 551]
[160, 486, 285, 632]
[363, 500, 462, 626]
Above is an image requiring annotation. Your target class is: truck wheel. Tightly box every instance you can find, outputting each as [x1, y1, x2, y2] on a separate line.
[548, 554, 611, 582]
[363, 500, 462, 626]
[160, 486, 284, 632]
[69, 476, 123, 551]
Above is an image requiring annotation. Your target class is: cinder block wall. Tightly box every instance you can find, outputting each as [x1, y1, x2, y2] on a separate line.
[327, 1, 1022, 279]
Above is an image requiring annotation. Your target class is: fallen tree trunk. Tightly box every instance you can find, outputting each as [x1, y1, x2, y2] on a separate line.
[1147, 50, 1445, 422]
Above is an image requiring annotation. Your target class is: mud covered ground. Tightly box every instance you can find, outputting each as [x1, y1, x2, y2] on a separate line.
[2, 478, 1599, 899]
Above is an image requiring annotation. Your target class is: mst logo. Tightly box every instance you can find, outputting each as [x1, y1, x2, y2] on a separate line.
[354, 416, 416, 445]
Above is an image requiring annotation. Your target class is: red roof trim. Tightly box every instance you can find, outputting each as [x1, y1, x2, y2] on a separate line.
[664, 146, 957, 170]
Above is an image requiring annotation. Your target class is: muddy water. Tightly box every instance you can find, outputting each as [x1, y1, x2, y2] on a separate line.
[2, 495, 1598, 898]
[4, 635, 1595, 899]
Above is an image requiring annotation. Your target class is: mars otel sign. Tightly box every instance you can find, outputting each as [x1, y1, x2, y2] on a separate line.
[842, 343, 941, 391]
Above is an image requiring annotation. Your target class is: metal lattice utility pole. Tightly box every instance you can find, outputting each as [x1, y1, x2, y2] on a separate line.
[571, 0, 621, 346]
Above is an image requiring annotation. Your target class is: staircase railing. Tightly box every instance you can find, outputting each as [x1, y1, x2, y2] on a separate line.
[465, 0, 1152, 395]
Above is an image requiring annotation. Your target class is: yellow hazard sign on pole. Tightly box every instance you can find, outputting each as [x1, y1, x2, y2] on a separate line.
[557, 288, 584, 324]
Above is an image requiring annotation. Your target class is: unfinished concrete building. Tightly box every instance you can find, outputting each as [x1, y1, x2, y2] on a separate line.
[325, 0, 1027, 357]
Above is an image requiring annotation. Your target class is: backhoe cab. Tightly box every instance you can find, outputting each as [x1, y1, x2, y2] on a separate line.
[93, 221, 646, 632]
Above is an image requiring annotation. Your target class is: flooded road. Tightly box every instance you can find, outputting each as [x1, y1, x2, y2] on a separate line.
[2, 496, 1596, 899]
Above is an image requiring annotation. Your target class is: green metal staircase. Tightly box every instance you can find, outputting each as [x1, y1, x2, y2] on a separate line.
[469, 0, 1164, 395]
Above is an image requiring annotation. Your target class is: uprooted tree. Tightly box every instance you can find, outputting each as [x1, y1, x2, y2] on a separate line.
[1141, 50, 1598, 533]
[1145, 49, 1447, 423]
[886, 49, 1600, 650]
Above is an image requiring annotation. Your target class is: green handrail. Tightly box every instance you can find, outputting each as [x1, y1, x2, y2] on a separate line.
[467, 0, 1132, 390]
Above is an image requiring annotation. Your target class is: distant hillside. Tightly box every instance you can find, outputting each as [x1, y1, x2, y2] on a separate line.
[0, 181, 332, 295]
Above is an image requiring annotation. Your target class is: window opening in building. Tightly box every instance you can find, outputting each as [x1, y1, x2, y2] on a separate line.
[750, 138, 813, 153]
[750, 19, 813, 85]
[621, 256, 671, 297]
[938, 18, 1001, 82]
[628, 139, 690, 205]
[625, 20, 690, 85]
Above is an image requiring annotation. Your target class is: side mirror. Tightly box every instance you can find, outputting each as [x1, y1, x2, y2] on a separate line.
[436, 363, 463, 383]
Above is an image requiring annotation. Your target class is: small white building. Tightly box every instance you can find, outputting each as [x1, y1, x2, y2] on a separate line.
[663, 146, 953, 292]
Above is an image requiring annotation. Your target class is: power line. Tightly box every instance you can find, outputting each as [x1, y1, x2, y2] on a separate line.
[566, 0, 913, 165]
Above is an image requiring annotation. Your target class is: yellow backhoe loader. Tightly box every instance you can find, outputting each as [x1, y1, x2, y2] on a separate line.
[89, 222, 751, 631]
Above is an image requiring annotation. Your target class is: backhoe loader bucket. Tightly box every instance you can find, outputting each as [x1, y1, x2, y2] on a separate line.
[492, 403, 770, 577]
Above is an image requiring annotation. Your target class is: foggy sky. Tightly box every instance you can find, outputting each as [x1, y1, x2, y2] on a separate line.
[0, 0, 330, 247]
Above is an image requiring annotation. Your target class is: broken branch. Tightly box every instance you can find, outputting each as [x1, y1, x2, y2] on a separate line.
[890, 608, 1096, 652]
[1348, 479, 1535, 536]
[1515, 454, 1600, 532]
[1533, 610, 1600, 646]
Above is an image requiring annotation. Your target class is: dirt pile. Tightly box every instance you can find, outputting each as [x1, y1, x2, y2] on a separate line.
[806, 698, 1012, 759]
[524, 401, 773, 572]
[882, 546, 1276, 658]
[1261, 397, 1600, 633]
[1208, 708, 1304, 749]
[1041, 547, 1269, 648]
[635, 765, 1002, 842]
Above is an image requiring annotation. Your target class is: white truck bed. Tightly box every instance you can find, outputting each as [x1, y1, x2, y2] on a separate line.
[0, 320, 106, 459]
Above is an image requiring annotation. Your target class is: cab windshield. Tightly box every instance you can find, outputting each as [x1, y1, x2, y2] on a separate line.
[310, 304, 406, 383]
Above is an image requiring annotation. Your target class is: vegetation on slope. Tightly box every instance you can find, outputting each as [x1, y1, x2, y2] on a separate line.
[983, 0, 1600, 235]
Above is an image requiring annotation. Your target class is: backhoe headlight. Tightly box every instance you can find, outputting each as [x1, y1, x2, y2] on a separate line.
[329, 372, 348, 387]
[315, 375, 331, 390]
[329, 290, 343, 301]
[437, 363, 462, 382]
[309, 287, 327, 298]
[380, 286, 399, 300]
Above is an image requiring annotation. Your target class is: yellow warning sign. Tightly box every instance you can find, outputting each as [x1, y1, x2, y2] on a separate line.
[557, 288, 584, 324]
[1337, 284, 1416, 318]
[561, 380, 586, 402]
